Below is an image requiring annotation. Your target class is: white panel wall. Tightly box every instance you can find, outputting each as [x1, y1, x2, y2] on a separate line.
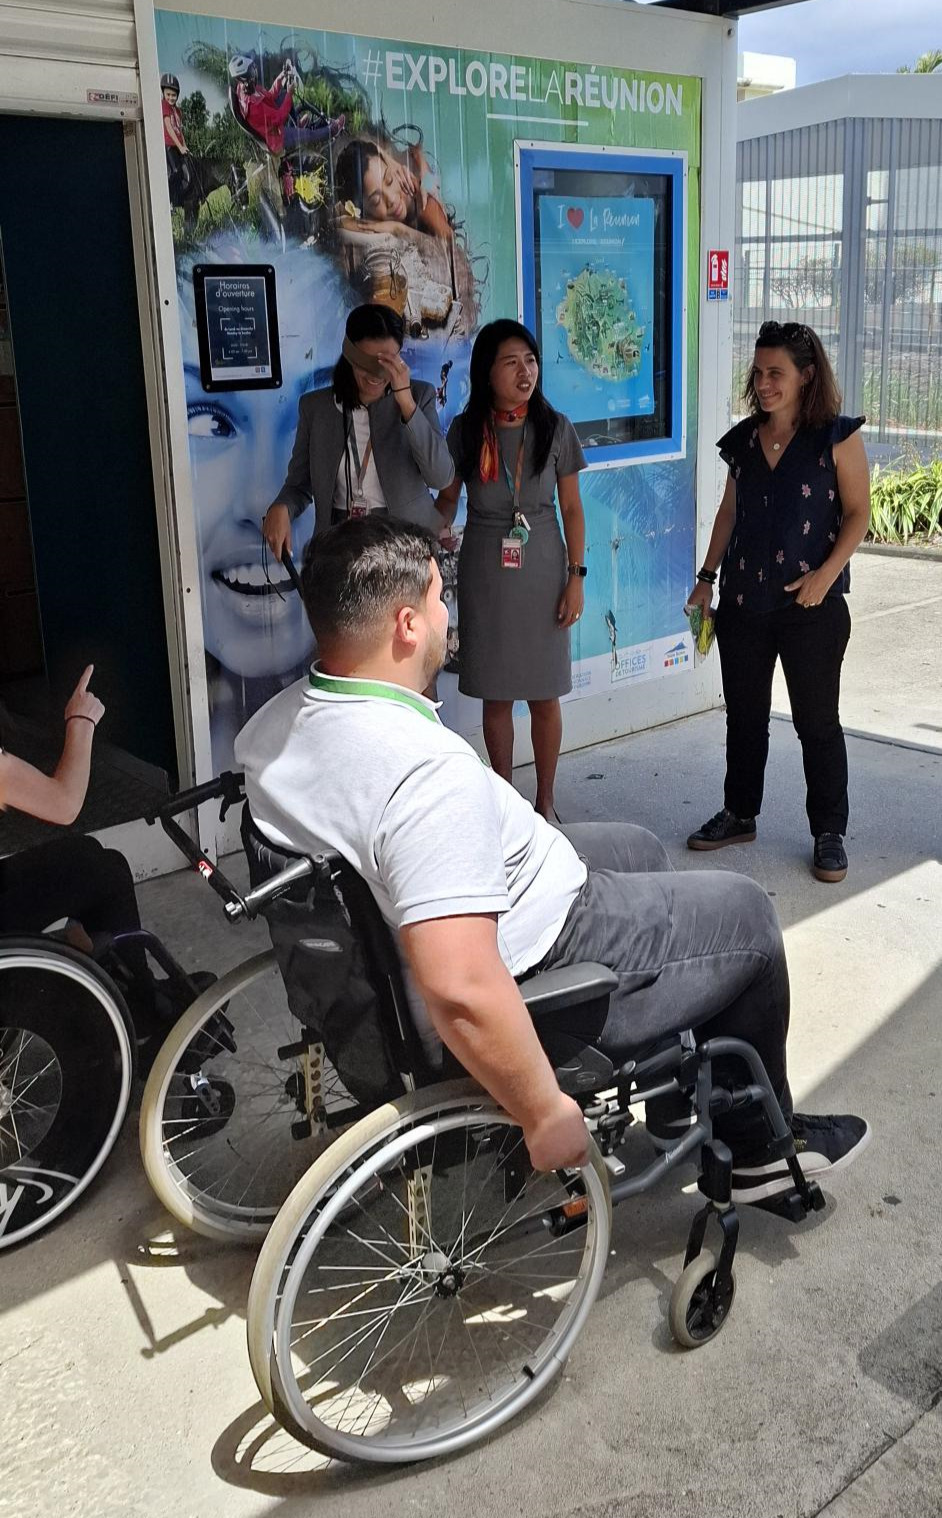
[132, 0, 738, 834]
[0, 0, 140, 116]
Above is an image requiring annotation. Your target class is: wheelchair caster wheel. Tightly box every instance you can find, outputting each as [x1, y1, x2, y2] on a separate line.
[669, 1250, 735, 1349]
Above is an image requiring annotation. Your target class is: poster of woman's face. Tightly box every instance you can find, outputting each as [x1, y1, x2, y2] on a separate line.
[177, 247, 348, 766]
[161, 33, 485, 765]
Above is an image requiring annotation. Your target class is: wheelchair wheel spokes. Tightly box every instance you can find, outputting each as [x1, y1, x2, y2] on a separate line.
[0, 1026, 62, 1168]
[140, 951, 361, 1241]
[0, 942, 134, 1250]
[253, 1087, 611, 1463]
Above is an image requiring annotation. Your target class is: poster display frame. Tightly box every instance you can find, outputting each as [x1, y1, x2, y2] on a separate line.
[515, 141, 687, 470]
[192, 262, 282, 392]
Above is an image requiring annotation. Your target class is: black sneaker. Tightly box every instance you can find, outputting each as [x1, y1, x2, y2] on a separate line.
[813, 833, 848, 883]
[731, 1112, 871, 1204]
[687, 808, 757, 851]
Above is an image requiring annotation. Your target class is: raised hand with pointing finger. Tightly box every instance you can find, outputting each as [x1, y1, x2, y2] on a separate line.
[64, 664, 105, 730]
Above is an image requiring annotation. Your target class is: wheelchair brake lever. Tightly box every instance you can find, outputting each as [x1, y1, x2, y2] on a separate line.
[217, 770, 246, 823]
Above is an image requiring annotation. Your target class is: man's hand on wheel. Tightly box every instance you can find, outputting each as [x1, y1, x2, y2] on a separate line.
[263, 504, 292, 562]
[524, 1092, 589, 1172]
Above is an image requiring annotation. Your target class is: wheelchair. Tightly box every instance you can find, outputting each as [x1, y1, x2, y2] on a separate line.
[0, 914, 208, 1250]
[141, 773, 826, 1463]
[0, 936, 135, 1249]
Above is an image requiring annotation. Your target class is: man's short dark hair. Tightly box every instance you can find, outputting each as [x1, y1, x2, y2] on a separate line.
[301, 518, 437, 652]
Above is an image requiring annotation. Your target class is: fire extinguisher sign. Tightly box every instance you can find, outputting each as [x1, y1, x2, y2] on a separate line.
[707, 249, 730, 301]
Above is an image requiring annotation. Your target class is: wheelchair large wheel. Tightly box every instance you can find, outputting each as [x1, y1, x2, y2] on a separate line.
[140, 950, 361, 1243]
[247, 1080, 611, 1464]
[0, 938, 134, 1250]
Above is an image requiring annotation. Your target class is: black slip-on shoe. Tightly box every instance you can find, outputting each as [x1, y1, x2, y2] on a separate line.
[687, 808, 757, 851]
[813, 833, 848, 883]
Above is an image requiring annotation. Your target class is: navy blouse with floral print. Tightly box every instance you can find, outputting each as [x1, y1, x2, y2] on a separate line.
[716, 414, 865, 614]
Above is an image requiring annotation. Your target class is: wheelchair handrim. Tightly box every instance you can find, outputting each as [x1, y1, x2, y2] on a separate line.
[141, 952, 281, 1237]
[267, 1097, 610, 1462]
[0, 945, 133, 1248]
[140, 950, 358, 1240]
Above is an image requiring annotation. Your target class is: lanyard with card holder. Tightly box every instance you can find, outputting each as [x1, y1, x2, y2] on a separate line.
[346, 418, 374, 518]
[500, 421, 530, 570]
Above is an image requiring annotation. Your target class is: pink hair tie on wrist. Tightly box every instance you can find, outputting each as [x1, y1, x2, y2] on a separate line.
[66, 715, 97, 727]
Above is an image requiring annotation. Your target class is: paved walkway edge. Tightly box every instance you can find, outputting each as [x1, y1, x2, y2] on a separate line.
[816, 1398, 942, 1517]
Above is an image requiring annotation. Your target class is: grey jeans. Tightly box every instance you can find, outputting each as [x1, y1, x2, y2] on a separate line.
[543, 823, 792, 1155]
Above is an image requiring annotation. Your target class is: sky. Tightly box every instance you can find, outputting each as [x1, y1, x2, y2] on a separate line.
[737, 0, 939, 84]
[632, 0, 939, 83]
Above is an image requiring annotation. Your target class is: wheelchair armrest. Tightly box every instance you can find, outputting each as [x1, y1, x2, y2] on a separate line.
[519, 962, 618, 1019]
[518, 963, 618, 1097]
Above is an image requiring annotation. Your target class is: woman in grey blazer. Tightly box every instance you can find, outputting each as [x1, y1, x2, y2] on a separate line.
[263, 303, 454, 561]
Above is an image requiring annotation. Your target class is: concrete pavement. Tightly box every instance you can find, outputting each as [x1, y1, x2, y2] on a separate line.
[2, 551, 941, 1518]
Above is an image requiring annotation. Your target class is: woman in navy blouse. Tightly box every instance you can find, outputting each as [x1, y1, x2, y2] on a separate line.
[686, 322, 871, 883]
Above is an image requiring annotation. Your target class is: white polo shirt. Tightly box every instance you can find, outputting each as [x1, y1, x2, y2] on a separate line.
[235, 669, 587, 1021]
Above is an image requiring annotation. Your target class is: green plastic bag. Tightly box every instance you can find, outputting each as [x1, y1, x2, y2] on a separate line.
[685, 602, 716, 658]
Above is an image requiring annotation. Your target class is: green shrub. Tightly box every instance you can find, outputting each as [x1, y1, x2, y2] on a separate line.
[869, 458, 942, 544]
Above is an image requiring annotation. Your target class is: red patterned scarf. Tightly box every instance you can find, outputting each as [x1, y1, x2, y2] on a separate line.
[479, 405, 528, 482]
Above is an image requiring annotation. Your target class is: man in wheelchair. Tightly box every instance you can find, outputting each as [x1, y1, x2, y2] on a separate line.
[236, 518, 869, 1199]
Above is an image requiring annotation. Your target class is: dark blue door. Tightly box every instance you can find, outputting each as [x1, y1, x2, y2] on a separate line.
[0, 115, 176, 777]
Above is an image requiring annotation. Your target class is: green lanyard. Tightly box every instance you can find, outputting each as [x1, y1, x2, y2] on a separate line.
[500, 420, 528, 514]
[309, 669, 440, 724]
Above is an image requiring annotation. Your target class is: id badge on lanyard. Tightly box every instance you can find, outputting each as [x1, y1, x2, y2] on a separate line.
[500, 423, 529, 570]
[347, 420, 373, 518]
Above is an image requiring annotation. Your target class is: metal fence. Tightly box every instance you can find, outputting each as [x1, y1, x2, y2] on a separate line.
[736, 115, 942, 458]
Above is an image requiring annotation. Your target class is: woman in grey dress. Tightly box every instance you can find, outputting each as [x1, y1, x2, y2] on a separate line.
[437, 320, 587, 820]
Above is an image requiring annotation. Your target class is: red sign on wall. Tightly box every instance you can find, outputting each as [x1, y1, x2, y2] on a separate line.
[707, 249, 729, 301]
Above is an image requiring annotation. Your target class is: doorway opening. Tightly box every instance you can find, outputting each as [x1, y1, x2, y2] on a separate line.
[0, 115, 177, 856]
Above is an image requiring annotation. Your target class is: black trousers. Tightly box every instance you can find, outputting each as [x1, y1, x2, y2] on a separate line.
[0, 835, 151, 1006]
[545, 824, 792, 1159]
[715, 596, 851, 836]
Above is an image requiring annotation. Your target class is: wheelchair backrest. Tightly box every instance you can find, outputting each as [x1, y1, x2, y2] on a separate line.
[240, 806, 433, 1105]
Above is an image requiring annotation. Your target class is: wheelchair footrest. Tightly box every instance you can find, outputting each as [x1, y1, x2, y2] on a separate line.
[750, 1179, 826, 1223]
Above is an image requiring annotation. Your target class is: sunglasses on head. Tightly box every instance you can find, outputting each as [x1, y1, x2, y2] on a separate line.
[756, 321, 813, 348]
